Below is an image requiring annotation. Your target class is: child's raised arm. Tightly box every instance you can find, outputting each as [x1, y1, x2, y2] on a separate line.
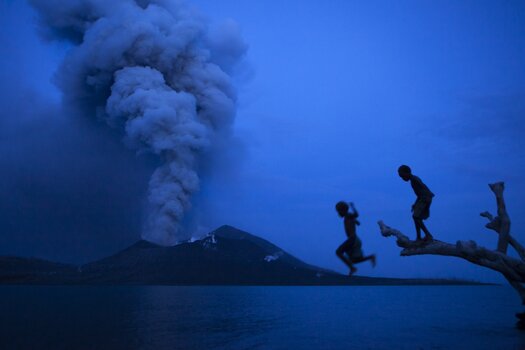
[349, 202, 359, 217]
[349, 202, 361, 226]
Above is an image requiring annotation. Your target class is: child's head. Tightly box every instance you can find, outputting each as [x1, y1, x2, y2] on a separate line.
[398, 165, 412, 181]
[335, 201, 349, 217]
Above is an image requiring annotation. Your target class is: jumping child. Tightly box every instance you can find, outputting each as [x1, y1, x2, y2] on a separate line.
[335, 201, 376, 276]
[398, 165, 435, 242]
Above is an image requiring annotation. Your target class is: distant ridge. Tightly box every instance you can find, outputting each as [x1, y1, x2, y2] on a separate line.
[0, 225, 489, 286]
[0, 256, 76, 284]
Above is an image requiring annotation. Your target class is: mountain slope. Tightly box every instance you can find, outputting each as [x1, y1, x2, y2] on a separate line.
[0, 225, 486, 285]
[79, 225, 353, 285]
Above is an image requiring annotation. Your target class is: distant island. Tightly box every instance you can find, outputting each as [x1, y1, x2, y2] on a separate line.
[0, 225, 488, 286]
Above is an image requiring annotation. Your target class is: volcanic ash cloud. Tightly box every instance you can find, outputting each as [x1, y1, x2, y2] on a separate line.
[30, 0, 247, 245]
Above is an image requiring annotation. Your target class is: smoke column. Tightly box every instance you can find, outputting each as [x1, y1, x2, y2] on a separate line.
[29, 0, 247, 245]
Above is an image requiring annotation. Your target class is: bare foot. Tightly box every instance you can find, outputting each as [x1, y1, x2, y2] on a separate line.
[349, 267, 357, 276]
[413, 238, 424, 246]
[371, 254, 376, 268]
[424, 235, 434, 242]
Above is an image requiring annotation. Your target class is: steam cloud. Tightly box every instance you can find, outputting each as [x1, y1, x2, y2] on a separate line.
[30, 0, 247, 245]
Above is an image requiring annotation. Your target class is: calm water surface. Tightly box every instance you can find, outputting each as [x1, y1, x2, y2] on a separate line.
[0, 285, 524, 349]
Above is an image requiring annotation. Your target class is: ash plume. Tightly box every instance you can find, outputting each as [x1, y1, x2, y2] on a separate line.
[29, 0, 247, 245]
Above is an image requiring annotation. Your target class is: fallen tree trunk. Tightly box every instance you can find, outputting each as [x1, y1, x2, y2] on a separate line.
[379, 182, 525, 327]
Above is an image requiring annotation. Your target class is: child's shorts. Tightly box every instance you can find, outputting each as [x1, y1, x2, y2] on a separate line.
[337, 237, 363, 260]
[413, 198, 432, 220]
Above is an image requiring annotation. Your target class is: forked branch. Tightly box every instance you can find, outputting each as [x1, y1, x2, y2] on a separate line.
[379, 182, 525, 305]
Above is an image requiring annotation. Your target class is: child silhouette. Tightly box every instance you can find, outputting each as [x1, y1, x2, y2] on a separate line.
[398, 165, 435, 242]
[335, 201, 376, 276]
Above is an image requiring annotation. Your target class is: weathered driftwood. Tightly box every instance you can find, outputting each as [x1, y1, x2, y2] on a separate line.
[379, 182, 525, 306]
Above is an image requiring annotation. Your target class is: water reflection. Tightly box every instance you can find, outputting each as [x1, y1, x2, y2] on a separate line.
[131, 286, 282, 349]
[1, 286, 525, 349]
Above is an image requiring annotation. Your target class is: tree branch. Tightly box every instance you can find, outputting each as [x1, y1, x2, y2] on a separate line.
[506, 277, 525, 305]
[481, 211, 525, 261]
[490, 182, 511, 253]
[378, 221, 525, 282]
[380, 181, 525, 320]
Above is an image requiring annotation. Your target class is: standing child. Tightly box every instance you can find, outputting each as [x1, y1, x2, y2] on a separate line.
[335, 201, 376, 276]
[398, 165, 435, 242]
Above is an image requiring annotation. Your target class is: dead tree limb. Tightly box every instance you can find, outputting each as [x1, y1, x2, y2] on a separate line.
[379, 182, 525, 307]
[489, 182, 511, 253]
[480, 211, 525, 260]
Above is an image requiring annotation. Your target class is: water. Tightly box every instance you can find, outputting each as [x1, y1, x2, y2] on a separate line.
[1, 286, 524, 349]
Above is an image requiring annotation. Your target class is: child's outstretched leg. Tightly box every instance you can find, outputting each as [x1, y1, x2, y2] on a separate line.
[352, 254, 377, 268]
[336, 243, 357, 275]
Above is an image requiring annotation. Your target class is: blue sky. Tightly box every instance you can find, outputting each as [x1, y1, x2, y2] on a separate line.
[1, 0, 525, 282]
